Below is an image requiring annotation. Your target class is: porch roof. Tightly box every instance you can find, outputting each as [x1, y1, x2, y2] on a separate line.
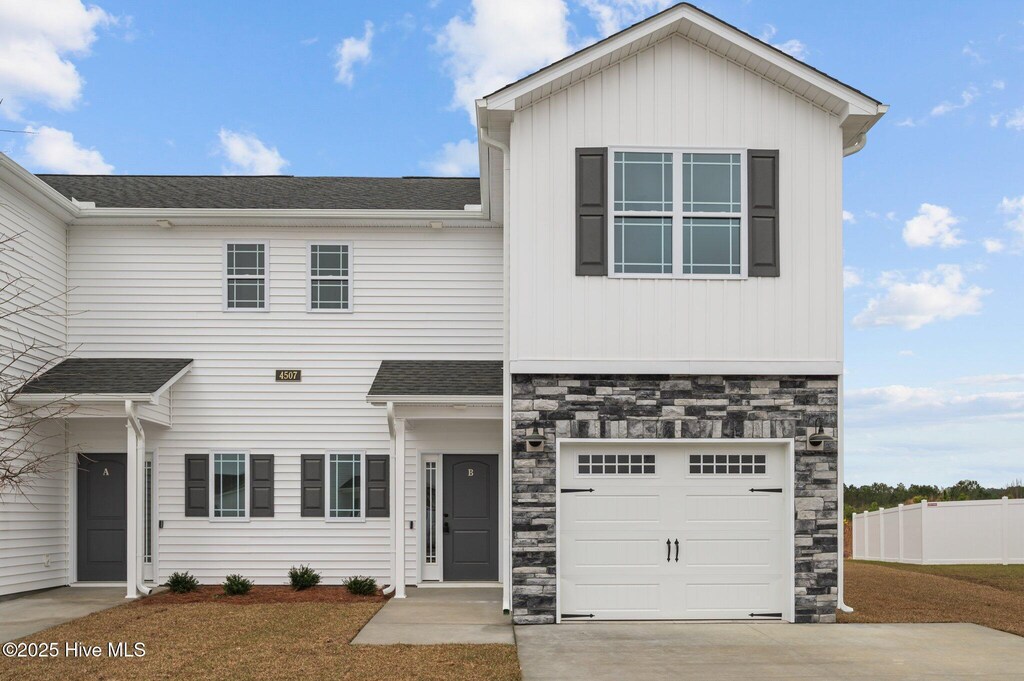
[17, 358, 193, 402]
[367, 360, 502, 405]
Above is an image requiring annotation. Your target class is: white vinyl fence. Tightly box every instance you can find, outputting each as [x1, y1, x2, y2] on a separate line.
[852, 498, 1024, 565]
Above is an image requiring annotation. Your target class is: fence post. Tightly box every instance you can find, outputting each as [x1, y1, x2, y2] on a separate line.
[879, 508, 885, 561]
[898, 504, 904, 562]
[1003, 496, 1010, 566]
[862, 512, 868, 560]
[920, 501, 928, 565]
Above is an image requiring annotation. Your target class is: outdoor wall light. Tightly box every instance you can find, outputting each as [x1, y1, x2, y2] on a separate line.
[524, 427, 545, 452]
[807, 418, 835, 448]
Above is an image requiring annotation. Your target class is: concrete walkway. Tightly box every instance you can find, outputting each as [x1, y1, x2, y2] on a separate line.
[516, 622, 1024, 680]
[0, 587, 126, 642]
[352, 587, 513, 645]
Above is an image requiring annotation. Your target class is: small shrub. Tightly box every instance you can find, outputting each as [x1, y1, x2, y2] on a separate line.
[166, 571, 200, 594]
[344, 575, 377, 596]
[223, 574, 253, 596]
[288, 564, 321, 590]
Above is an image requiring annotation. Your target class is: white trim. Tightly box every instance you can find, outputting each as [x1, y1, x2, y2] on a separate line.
[554, 437, 796, 624]
[510, 360, 843, 375]
[69, 581, 127, 588]
[420, 454, 442, 582]
[223, 241, 270, 312]
[326, 449, 367, 522]
[151, 362, 194, 399]
[306, 241, 354, 313]
[367, 395, 502, 407]
[14, 393, 155, 405]
[418, 581, 502, 588]
[210, 451, 250, 521]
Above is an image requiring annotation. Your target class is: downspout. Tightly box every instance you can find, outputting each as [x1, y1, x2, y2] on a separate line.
[126, 401, 152, 597]
[382, 401, 397, 596]
[479, 124, 513, 614]
[837, 374, 853, 613]
[842, 133, 866, 157]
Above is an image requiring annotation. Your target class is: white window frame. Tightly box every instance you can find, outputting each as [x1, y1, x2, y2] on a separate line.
[326, 450, 366, 522]
[210, 451, 249, 521]
[306, 241, 353, 313]
[223, 241, 270, 311]
[607, 146, 747, 280]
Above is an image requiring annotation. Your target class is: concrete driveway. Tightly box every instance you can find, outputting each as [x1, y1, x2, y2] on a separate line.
[515, 622, 1024, 680]
[0, 587, 126, 642]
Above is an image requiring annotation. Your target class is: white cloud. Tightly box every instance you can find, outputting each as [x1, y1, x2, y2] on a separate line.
[0, 0, 113, 118]
[300, 36, 319, 46]
[22, 125, 112, 173]
[579, 0, 671, 37]
[895, 117, 916, 128]
[885, 211, 897, 222]
[1006, 108, 1024, 131]
[962, 42, 985, 63]
[758, 24, 807, 60]
[437, 0, 575, 122]
[425, 138, 479, 176]
[902, 203, 964, 248]
[216, 129, 288, 175]
[953, 373, 1024, 386]
[843, 267, 862, 289]
[842, 209, 856, 224]
[334, 20, 373, 87]
[852, 264, 988, 330]
[847, 384, 1024, 425]
[998, 196, 1024, 248]
[930, 87, 978, 117]
[992, 79, 1006, 90]
[898, 349, 915, 357]
[983, 238, 1005, 253]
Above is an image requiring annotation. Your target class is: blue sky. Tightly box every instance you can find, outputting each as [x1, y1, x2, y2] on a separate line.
[2, 1, 1023, 487]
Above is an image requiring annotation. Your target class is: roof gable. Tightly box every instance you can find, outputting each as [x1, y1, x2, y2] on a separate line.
[484, 3, 884, 118]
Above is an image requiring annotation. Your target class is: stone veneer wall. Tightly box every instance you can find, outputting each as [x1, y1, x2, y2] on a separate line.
[511, 374, 839, 624]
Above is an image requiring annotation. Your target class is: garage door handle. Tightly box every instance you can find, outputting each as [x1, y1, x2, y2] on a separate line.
[674, 539, 679, 562]
[666, 539, 671, 562]
[560, 488, 594, 493]
[749, 488, 783, 493]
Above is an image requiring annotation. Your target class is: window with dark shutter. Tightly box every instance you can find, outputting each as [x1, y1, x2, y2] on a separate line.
[365, 454, 390, 518]
[250, 454, 274, 517]
[747, 149, 780, 277]
[300, 454, 325, 517]
[576, 147, 609, 275]
[184, 454, 209, 517]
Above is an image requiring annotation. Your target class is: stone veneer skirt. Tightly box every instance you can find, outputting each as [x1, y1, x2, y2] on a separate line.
[511, 374, 839, 624]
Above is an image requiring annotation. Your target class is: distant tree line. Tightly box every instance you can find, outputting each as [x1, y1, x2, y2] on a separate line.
[844, 479, 1024, 520]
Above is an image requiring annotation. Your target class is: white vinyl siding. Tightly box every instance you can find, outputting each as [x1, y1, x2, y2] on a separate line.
[0, 183, 69, 597]
[65, 225, 502, 585]
[510, 33, 843, 366]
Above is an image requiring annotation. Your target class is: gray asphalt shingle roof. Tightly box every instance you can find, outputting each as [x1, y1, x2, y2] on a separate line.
[36, 175, 481, 210]
[368, 360, 503, 398]
[20, 358, 193, 395]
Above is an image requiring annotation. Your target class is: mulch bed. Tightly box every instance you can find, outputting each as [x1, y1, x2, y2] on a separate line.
[140, 585, 390, 605]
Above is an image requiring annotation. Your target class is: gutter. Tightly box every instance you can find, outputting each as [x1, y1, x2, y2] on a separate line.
[837, 374, 853, 613]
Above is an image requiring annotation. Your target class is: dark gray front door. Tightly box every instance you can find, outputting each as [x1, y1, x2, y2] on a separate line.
[77, 454, 127, 581]
[443, 455, 498, 581]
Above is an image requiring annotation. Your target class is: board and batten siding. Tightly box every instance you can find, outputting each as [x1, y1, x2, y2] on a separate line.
[66, 224, 502, 585]
[0, 184, 69, 597]
[509, 34, 843, 366]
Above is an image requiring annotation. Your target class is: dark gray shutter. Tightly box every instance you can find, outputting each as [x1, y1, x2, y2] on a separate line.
[748, 149, 780, 277]
[184, 454, 209, 517]
[365, 455, 390, 518]
[576, 147, 608, 275]
[250, 454, 274, 517]
[300, 454, 325, 517]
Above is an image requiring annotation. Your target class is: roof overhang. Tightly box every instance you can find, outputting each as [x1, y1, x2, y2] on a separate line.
[14, 360, 193, 407]
[483, 3, 885, 122]
[366, 394, 502, 408]
[68, 207, 498, 229]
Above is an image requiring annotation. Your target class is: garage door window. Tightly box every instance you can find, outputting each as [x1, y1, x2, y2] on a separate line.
[689, 453, 766, 475]
[578, 453, 655, 475]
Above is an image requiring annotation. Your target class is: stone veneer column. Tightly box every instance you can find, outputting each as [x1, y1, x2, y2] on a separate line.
[510, 374, 839, 624]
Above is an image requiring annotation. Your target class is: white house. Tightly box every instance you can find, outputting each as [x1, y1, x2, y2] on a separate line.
[0, 4, 885, 625]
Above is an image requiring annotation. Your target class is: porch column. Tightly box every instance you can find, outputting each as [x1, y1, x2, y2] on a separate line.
[394, 417, 407, 598]
[125, 410, 139, 598]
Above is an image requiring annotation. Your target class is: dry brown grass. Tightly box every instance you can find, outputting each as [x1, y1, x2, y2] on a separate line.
[0, 598, 520, 681]
[840, 560, 1024, 638]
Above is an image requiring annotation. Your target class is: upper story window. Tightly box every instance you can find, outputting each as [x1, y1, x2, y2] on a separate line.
[611, 149, 745, 278]
[225, 242, 267, 310]
[309, 243, 351, 312]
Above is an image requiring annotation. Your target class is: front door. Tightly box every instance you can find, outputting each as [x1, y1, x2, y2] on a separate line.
[442, 455, 499, 581]
[77, 454, 127, 581]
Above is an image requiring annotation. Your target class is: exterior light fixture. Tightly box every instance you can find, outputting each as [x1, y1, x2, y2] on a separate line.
[807, 418, 834, 447]
[524, 427, 545, 452]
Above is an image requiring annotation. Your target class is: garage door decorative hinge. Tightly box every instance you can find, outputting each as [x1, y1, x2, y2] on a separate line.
[748, 612, 782, 618]
[748, 487, 783, 493]
[561, 613, 595, 619]
[560, 488, 595, 493]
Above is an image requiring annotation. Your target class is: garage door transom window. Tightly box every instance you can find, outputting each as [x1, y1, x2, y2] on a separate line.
[689, 453, 766, 475]
[578, 453, 655, 475]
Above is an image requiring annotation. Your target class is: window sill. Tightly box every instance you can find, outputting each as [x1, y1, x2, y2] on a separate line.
[209, 517, 250, 522]
[607, 273, 748, 281]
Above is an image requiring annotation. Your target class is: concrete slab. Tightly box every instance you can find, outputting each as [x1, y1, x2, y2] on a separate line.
[0, 587, 127, 642]
[352, 587, 514, 645]
[515, 622, 1024, 681]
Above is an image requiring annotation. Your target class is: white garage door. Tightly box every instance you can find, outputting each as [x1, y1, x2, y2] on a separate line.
[558, 442, 790, 621]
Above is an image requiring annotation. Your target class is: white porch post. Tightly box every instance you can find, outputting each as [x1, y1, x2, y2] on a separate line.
[394, 416, 407, 598]
[125, 402, 139, 599]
